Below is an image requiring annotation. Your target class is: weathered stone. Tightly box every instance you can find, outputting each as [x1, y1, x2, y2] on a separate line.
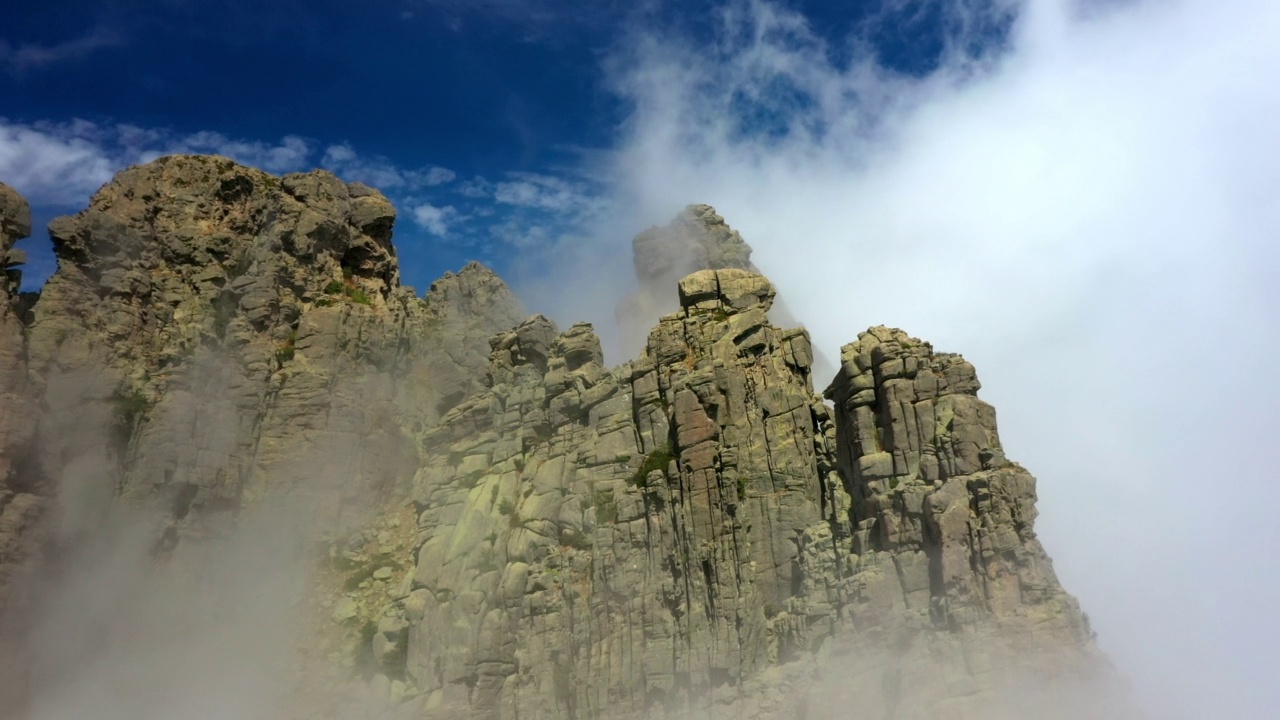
[811, 326, 1120, 718]
[0, 160, 526, 715]
[0, 171, 1129, 720]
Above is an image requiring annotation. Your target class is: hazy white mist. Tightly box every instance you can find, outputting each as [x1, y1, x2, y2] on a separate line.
[516, 0, 1280, 717]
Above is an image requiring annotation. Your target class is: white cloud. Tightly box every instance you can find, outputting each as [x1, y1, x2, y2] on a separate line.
[410, 201, 459, 236]
[514, 1, 1280, 718]
[455, 176, 494, 198]
[423, 165, 457, 185]
[320, 143, 358, 165]
[0, 119, 119, 205]
[491, 219, 552, 248]
[0, 120, 320, 205]
[493, 172, 589, 210]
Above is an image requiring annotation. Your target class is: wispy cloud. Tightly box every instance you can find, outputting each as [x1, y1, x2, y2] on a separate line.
[455, 177, 495, 198]
[322, 143, 455, 190]
[490, 218, 552, 248]
[0, 27, 125, 74]
[493, 172, 590, 211]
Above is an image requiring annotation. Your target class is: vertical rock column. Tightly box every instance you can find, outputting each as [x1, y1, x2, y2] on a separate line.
[620, 267, 837, 710]
[821, 326, 1097, 706]
[391, 269, 839, 719]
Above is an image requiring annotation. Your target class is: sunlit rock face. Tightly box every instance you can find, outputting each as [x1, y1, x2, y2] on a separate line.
[22, 155, 522, 532]
[0, 158, 525, 717]
[0, 160, 1131, 720]
[390, 266, 835, 718]
[380, 269, 1124, 719]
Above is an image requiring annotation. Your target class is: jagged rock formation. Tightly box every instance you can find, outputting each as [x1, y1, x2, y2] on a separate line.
[633, 205, 754, 288]
[374, 268, 834, 718]
[617, 205, 755, 352]
[0, 160, 1127, 720]
[0, 158, 527, 717]
[789, 327, 1121, 718]
[23, 156, 522, 538]
[618, 205, 830, 379]
[345, 270, 1122, 720]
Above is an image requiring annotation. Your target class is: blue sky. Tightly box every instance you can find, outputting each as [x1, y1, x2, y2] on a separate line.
[4, 2, 1280, 717]
[0, 0, 980, 292]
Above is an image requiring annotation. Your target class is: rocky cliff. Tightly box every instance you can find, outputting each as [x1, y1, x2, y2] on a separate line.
[23, 156, 522, 536]
[0, 157, 1130, 720]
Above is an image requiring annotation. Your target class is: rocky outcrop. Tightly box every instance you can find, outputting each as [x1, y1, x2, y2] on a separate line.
[632, 205, 754, 289]
[617, 205, 756, 352]
[20, 156, 522, 541]
[0, 157, 530, 719]
[792, 326, 1124, 718]
[0, 161, 1126, 720]
[618, 205, 829, 378]
[330, 265, 1123, 719]
[349, 267, 834, 719]
[0, 183, 40, 608]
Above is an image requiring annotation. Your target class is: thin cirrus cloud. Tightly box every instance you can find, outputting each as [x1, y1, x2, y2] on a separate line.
[493, 171, 592, 211]
[511, 1, 1280, 718]
[0, 27, 125, 74]
[321, 143, 456, 190]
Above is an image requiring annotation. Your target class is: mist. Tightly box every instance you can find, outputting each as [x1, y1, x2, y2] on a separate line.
[0, 342, 408, 719]
[513, 0, 1280, 717]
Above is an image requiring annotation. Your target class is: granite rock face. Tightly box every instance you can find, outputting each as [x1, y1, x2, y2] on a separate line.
[618, 205, 829, 378]
[370, 267, 835, 719]
[0, 163, 1125, 719]
[338, 269, 1121, 719]
[21, 156, 522, 540]
[799, 326, 1121, 718]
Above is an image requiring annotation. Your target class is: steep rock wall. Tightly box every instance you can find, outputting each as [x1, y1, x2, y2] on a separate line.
[346, 269, 1123, 720]
[371, 268, 834, 719]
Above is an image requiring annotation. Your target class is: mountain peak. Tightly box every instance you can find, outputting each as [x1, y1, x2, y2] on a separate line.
[0, 160, 1133, 720]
